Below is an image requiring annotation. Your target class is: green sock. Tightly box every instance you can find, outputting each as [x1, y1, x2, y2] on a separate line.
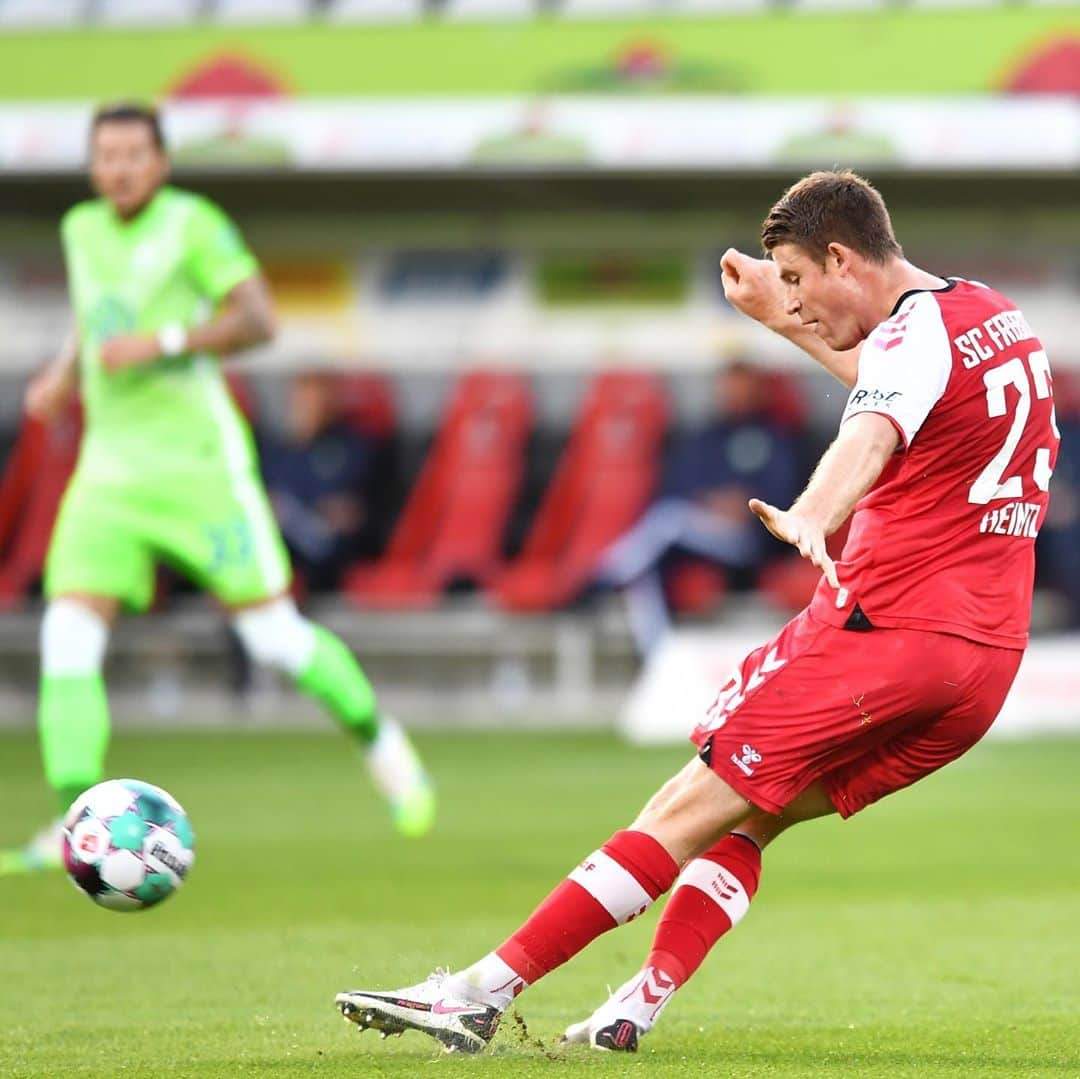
[39, 673, 110, 816]
[295, 625, 379, 745]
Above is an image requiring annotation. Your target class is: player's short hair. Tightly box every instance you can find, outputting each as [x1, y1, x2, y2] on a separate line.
[90, 102, 166, 152]
[761, 170, 902, 264]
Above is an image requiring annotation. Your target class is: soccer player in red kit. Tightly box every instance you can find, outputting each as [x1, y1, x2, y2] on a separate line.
[335, 170, 1060, 1054]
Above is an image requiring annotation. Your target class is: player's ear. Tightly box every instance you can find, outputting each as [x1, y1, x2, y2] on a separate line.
[826, 242, 855, 277]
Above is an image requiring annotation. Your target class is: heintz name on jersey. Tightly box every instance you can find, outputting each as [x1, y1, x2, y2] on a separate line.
[978, 501, 1042, 539]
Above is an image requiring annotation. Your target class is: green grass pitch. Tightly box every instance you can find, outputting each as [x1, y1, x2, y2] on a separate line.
[1, 730, 1078, 1078]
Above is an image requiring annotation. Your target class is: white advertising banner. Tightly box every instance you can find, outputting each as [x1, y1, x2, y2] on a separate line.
[0, 97, 1076, 174]
[618, 627, 1080, 745]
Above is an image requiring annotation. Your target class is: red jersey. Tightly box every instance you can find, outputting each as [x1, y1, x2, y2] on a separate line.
[809, 279, 1060, 649]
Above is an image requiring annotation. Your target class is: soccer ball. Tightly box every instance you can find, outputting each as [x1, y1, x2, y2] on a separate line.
[62, 778, 195, 912]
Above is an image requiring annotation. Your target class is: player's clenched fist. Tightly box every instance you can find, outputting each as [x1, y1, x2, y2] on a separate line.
[720, 248, 796, 336]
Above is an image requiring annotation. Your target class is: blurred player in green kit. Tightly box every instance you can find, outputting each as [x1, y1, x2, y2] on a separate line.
[0, 103, 435, 873]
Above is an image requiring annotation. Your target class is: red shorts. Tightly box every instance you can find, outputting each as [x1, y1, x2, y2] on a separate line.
[690, 608, 1022, 818]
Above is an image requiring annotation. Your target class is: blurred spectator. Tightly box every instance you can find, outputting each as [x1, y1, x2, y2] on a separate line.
[1039, 410, 1080, 629]
[260, 370, 377, 591]
[595, 360, 802, 656]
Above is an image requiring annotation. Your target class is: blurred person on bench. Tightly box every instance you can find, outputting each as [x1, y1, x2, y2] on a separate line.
[596, 359, 801, 656]
[260, 370, 377, 593]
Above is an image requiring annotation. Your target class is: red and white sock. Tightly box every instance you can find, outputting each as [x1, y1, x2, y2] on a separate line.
[646, 832, 762, 988]
[456, 830, 678, 1006]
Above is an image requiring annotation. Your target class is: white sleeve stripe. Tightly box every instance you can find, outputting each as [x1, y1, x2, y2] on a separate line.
[569, 850, 654, 925]
[843, 292, 952, 447]
[673, 858, 751, 926]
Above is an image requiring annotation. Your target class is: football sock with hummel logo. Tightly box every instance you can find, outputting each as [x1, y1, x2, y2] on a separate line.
[646, 832, 762, 987]
[458, 830, 679, 1004]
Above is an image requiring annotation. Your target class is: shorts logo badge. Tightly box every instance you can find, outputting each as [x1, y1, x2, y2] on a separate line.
[731, 743, 763, 776]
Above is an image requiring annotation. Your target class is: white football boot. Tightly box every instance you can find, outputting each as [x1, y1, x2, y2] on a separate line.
[336, 969, 501, 1054]
[563, 967, 678, 1052]
[0, 818, 64, 876]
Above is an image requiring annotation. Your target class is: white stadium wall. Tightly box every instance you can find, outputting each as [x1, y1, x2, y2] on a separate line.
[619, 628, 1080, 743]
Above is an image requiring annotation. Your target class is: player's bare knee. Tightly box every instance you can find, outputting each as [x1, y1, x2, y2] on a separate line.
[633, 759, 757, 866]
[231, 597, 317, 676]
[41, 597, 111, 676]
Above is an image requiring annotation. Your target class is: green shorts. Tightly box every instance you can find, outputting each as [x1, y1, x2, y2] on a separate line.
[45, 466, 292, 612]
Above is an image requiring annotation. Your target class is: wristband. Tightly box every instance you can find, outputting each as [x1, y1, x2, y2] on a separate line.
[157, 323, 189, 357]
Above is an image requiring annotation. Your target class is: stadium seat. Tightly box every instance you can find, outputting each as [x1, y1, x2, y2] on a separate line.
[343, 370, 532, 608]
[666, 557, 728, 616]
[758, 516, 852, 613]
[493, 370, 668, 612]
[443, 0, 535, 19]
[761, 368, 809, 432]
[97, 0, 202, 25]
[224, 369, 258, 423]
[0, 405, 81, 609]
[1052, 368, 1080, 419]
[328, 0, 425, 21]
[213, 0, 311, 23]
[0, 0, 89, 26]
[336, 371, 397, 442]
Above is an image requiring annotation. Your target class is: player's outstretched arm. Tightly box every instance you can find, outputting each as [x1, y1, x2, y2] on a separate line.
[25, 331, 78, 423]
[100, 275, 277, 371]
[184, 274, 277, 358]
[749, 412, 898, 588]
[720, 248, 860, 388]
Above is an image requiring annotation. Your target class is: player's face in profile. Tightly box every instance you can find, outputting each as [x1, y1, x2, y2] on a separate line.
[772, 243, 863, 351]
[90, 121, 168, 220]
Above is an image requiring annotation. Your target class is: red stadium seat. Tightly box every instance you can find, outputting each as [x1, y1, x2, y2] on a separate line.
[336, 370, 397, 441]
[1052, 368, 1080, 419]
[493, 370, 668, 612]
[762, 369, 808, 431]
[224, 369, 257, 422]
[666, 557, 729, 616]
[759, 516, 852, 614]
[0, 403, 82, 609]
[343, 370, 532, 608]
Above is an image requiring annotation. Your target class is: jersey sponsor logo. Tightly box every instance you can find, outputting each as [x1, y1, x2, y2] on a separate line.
[730, 744, 762, 776]
[847, 388, 903, 412]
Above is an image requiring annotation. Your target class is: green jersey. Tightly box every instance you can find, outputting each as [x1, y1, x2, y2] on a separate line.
[62, 185, 259, 485]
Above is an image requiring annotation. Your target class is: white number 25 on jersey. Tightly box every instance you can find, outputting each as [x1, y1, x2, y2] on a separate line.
[968, 349, 1059, 505]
